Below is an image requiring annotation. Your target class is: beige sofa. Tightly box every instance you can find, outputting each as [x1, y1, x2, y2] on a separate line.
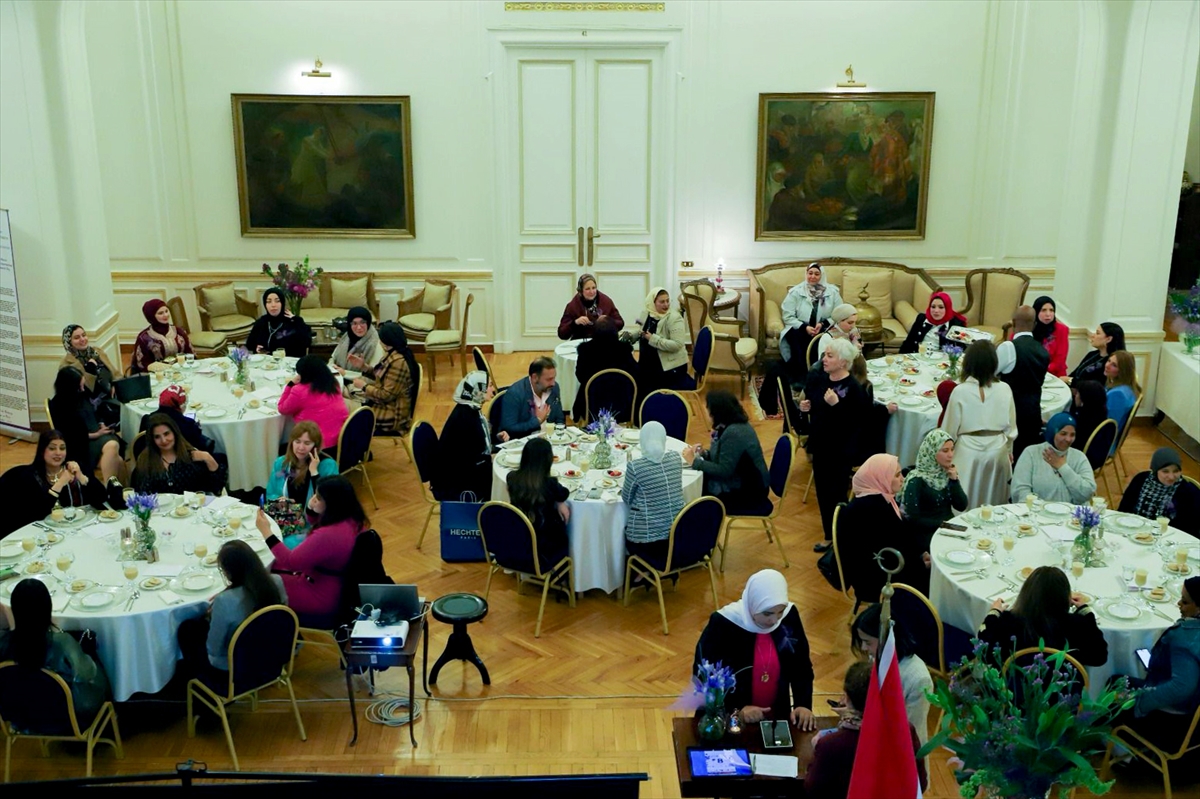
[297, 272, 380, 326]
[748, 258, 942, 360]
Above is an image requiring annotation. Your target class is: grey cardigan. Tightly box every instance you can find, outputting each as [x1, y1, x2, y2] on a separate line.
[207, 575, 288, 670]
[692, 422, 770, 497]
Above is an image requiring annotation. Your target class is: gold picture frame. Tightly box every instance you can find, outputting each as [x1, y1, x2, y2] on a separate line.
[231, 94, 415, 238]
[755, 92, 934, 240]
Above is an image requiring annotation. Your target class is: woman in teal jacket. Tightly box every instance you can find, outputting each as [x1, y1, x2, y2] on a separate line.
[265, 421, 338, 546]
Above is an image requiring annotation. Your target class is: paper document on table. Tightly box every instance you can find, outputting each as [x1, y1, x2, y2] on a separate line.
[750, 753, 798, 778]
[1042, 525, 1079, 542]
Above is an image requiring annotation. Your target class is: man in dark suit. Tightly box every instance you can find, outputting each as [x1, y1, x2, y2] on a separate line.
[998, 305, 1050, 459]
[498, 356, 565, 440]
[572, 316, 637, 421]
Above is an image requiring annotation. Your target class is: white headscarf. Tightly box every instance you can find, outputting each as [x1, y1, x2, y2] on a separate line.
[453, 370, 490, 409]
[644, 286, 670, 321]
[717, 569, 794, 634]
[639, 421, 667, 463]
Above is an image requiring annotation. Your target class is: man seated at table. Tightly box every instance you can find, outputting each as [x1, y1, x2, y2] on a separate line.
[499, 357, 565, 440]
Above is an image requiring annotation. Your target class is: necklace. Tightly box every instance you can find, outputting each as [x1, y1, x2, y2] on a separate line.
[761, 670, 771, 683]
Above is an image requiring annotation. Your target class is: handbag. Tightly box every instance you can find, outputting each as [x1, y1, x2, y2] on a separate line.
[440, 492, 486, 563]
[816, 545, 845, 592]
[113, 374, 151, 404]
[264, 497, 309, 542]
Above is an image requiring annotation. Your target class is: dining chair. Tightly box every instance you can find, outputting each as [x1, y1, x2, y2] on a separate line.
[407, 420, 441, 549]
[888, 582, 972, 731]
[776, 375, 812, 499]
[1107, 392, 1143, 484]
[397, 279, 456, 347]
[1102, 703, 1200, 799]
[681, 289, 757, 398]
[1081, 419, 1118, 501]
[638, 389, 691, 441]
[676, 325, 712, 419]
[166, 296, 226, 358]
[186, 605, 306, 771]
[829, 502, 856, 612]
[623, 496, 725, 635]
[424, 293, 474, 387]
[336, 406, 377, 509]
[477, 501, 574, 638]
[583, 368, 637, 425]
[472, 346, 494, 387]
[0, 661, 124, 781]
[1002, 646, 1090, 692]
[483, 389, 507, 448]
[718, 433, 796, 572]
[193, 282, 257, 346]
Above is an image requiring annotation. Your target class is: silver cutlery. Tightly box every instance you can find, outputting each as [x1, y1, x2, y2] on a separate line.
[124, 589, 141, 612]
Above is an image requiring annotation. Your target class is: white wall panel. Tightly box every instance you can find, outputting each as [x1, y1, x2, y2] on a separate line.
[522, 272, 576, 337]
[519, 60, 577, 233]
[593, 60, 651, 233]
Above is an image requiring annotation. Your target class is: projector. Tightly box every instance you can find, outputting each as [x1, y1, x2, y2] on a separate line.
[350, 619, 410, 649]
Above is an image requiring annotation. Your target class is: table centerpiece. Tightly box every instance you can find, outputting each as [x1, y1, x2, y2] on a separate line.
[691, 659, 737, 742]
[1071, 504, 1104, 567]
[584, 408, 619, 470]
[263, 256, 324, 318]
[942, 343, 965, 380]
[228, 345, 251, 386]
[126, 492, 159, 562]
[1168, 279, 1200, 356]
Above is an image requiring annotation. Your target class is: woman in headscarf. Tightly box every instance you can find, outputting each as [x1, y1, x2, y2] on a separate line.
[131, 299, 193, 373]
[1067, 322, 1125, 385]
[330, 306, 383, 373]
[812, 303, 863, 361]
[352, 321, 418, 436]
[901, 429, 968, 536]
[1032, 295, 1070, 378]
[49, 367, 125, 483]
[780, 262, 843, 375]
[1010, 412, 1096, 505]
[246, 287, 312, 357]
[58, 324, 118, 401]
[557, 273, 624, 340]
[898, 291, 967, 355]
[1069, 379, 1108, 454]
[630, 286, 691, 401]
[693, 569, 816, 729]
[1118, 448, 1200, 536]
[434, 370, 495, 501]
[841, 454, 917, 601]
[621, 421, 685, 566]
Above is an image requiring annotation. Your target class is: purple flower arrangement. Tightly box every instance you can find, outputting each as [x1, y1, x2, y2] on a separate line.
[262, 256, 324, 317]
[1072, 504, 1102, 531]
[585, 408, 619, 441]
[696, 659, 736, 711]
[127, 492, 158, 524]
[1168, 280, 1200, 353]
[228, 346, 250, 367]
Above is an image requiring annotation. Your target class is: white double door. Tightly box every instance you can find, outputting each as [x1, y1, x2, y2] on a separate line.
[497, 45, 670, 351]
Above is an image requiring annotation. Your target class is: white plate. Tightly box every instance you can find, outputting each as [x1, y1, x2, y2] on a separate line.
[1099, 600, 1141, 621]
[65, 579, 96, 594]
[44, 510, 92, 528]
[1145, 588, 1175, 604]
[201, 408, 228, 419]
[598, 478, 617, 489]
[98, 509, 122, 522]
[23, 560, 51, 576]
[500, 452, 523, 468]
[940, 550, 976, 566]
[1012, 567, 1035, 582]
[0, 541, 26, 559]
[78, 590, 119, 610]
[866, 359, 886, 370]
[899, 396, 925, 408]
[619, 429, 640, 443]
[1128, 532, 1157, 546]
[500, 439, 525, 450]
[1112, 514, 1146, 530]
[248, 354, 266, 364]
[1, 574, 55, 597]
[171, 506, 193, 519]
[138, 576, 168, 591]
[212, 526, 239, 538]
[175, 573, 216, 593]
[1042, 502, 1073, 516]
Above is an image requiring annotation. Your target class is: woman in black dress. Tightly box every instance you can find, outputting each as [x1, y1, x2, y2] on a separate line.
[506, 438, 570, 572]
[132, 413, 225, 495]
[0, 430, 108, 538]
[681, 390, 770, 515]
[246, 287, 312, 357]
[1067, 322, 1124, 385]
[48, 367, 124, 483]
[1117, 447, 1200, 537]
[977, 566, 1108, 667]
[435, 371, 495, 501]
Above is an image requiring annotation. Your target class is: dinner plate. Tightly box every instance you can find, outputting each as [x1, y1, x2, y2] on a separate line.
[201, 408, 228, 419]
[171, 506, 193, 519]
[619, 430, 640, 443]
[173, 573, 216, 593]
[1129, 532, 1157, 546]
[203, 553, 220, 568]
[1, 574, 55, 597]
[940, 550, 976, 567]
[44, 510, 93, 528]
[1111, 514, 1147, 530]
[500, 439, 525, 450]
[866, 359, 885, 370]
[43, 532, 65, 545]
[1097, 600, 1141, 621]
[139, 576, 169, 591]
[899, 397, 925, 408]
[66, 578, 96, 594]
[598, 478, 617, 489]
[0, 541, 26, 559]
[248, 354, 266, 364]
[136, 398, 159, 410]
[75, 588, 124, 611]
[212, 526, 238, 538]
[1042, 502, 1073, 516]
[1164, 562, 1192, 576]
[500, 452, 523, 468]
[98, 509, 122, 522]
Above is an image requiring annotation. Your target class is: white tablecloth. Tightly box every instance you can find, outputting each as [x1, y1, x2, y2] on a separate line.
[867, 354, 1073, 467]
[1155, 342, 1200, 442]
[0, 499, 275, 700]
[929, 503, 1194, 696]
[490, 428, 702, 593]
[120, 356, 332, 490]
[553, 340, 584, 417]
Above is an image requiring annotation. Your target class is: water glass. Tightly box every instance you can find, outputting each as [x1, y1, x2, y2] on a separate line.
[1121, 565, 1135, 584]
[185, 353, 195, 366]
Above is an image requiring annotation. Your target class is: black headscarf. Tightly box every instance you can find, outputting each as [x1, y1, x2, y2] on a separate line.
[346, 306, 371, 347]
[1032, 296, 1057, 343]
[261, 287, 286, 317]
[377, 322, 420, 409]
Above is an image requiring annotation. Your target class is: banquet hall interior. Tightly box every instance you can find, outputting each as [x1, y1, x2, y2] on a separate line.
[2, 0, 1200, 795]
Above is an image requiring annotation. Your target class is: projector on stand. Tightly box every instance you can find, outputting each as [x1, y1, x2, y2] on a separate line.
[350, 619, 410, 649]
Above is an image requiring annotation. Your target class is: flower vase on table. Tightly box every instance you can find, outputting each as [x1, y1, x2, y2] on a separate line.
[1070, 505, 1103, 567]
[127, 493, 160, 563]
[942, 343, 964, 380]
[228, 346, 250, 386]
[691, 659, 736, 742]
[1168, 280, 1200, 357]
[263, 256, 324, 319]
[584, 409, 619, 471]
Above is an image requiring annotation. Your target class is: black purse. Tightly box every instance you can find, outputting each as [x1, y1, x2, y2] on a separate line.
[816, 546, 845, 591]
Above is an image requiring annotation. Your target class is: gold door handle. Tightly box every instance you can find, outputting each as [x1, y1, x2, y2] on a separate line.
[587, 226, 601, 266]
[577, 227, 585, 267]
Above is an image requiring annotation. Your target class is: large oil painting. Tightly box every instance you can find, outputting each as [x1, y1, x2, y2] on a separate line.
[232, 95, 415, 238]
[755, 92, 934, 240]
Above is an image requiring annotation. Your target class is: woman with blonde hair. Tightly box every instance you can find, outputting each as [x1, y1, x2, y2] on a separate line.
[941, 341, 1016, 507]
[1104, 350, 1140, 449]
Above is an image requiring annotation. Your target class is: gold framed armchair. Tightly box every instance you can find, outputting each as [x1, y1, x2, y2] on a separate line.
[681, 280, 757, 398]
[398, 279, 456, 347]
[193, 282, 258, 346]
[960, 268, 1030, 339]
[166, 296, 226, 358]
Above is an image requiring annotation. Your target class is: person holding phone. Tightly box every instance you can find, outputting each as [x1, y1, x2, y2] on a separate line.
[265, 422, 338, 546]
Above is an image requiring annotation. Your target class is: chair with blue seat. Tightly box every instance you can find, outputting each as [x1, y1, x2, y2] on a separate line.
[776, 375, 812, 500]
[676, 324, 713, 418]
[583, 368, 637, 425]
[336, 406, 377, 509]
[478, 501, 574, 638]
[1081, 418, 1118, 501]
[186, 605, 306, 771]
[623, 496, 725, 635]
[638, 389, 691, 441]
[717, 433, 796, 572]
[406, 420, 441, 549]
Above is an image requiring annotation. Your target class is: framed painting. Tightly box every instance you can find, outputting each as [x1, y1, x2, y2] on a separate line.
[231, 94, 415, 238]
[755, 92, 934, 240]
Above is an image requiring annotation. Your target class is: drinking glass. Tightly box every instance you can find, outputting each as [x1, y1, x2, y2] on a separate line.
[1070, 560, 1085, 589]
[1177, 545, 1190, 567]
[182, 541, 195, 564]
[55, 549, 74, 581]
[1025, 494, 1036, 512]
[185, 353, 195, 366]
[194, 542, 208, 568]
[1001, 535, 1015, 566]
[123, 563, 139, 591]
[21, 537, 36, 558]
[1134, 568, 1148, 589]
[1121, 564, 1135, 585]
[1156, 516, 1170, 535]
[980, 505, 994, 525]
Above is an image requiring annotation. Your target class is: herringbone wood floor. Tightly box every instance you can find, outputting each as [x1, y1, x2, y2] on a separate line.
[2, 353, 1193, 795]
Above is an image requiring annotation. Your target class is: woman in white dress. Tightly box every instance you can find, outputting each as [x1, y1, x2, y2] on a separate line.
[941, 341, 1016, 508]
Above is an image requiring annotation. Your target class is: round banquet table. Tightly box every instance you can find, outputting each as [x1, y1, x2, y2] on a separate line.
[119, 355, 340, 491]
[552, 339, 584, 418]
[0, 498, 276, 701]
[929, 503, 1197, 696]
[867, 353, 1073, 468]
[490, 427, 703, 594]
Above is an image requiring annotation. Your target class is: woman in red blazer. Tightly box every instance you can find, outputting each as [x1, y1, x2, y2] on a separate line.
[1032, 295, 1070, 377]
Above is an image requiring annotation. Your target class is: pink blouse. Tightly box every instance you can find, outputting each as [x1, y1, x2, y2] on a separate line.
[277, 382, 350, 448]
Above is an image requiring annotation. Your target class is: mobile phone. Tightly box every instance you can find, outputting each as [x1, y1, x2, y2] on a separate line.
[1136, 648, 1151, 670]
[760, 720, 793, 749]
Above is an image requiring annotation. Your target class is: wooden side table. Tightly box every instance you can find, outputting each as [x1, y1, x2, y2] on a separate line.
[713, 289, 741, 314]
[343, 615, 427, 748]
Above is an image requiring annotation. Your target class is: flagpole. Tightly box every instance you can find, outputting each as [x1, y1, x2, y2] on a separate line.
[874, 547, 904, 651]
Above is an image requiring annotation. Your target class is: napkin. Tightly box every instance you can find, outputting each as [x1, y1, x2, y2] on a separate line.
[1008, 505, 1029, 517]
[250, 386, 279, 400]
[601, 490, 620, 504]
[85, 524, 115, 540]
[206, 495, 241, 513]
[52, 595, 70, 612]
[141, 562, 183, 577]
[245, 537, 269, 553]
[158, 590, 184, 606]
[1042, 524, 1079, 542]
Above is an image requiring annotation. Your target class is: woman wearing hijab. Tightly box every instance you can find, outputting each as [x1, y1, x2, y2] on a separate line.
[812, 303, 863, 360]
[330, 306, 383, 373]
[630, 287, 691, 400]
[901, 429, 969, 537]
[780, 262, 843, 374]
[693, 569, 816, 729]
[58, 324, 118, 401]
[898, 291, 967, 355]
[557, 273, 624, 340]
[1067, 322, 1125, 385]
[131, 299, 193, 373]
[434, 370, 495, 501]
[351, 321, 417, 436]
[621, 422, 686, 566]
[49, 367, 125, 483]
[1010, 413, 1096, 504]
[1032, 295, 1070, 378]
[841, 454, 917, 602]
[246, 287, 312, 357]
[1118, 448, 1200, 536]
[1069, 380, 1108, 454]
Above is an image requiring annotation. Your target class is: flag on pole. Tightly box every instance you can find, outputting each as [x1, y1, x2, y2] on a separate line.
[847, 620, 922, 799]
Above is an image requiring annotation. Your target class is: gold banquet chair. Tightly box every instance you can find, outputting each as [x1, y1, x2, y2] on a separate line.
[1102, 703, 1200, 799]
[717, 433, 796, 572]
[681, 280, 757, 398]
[478, 502, 575, 638]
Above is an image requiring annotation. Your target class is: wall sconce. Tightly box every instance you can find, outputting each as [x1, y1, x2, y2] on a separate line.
[301, 58, 331, 78]
[838, 64, 865, 88]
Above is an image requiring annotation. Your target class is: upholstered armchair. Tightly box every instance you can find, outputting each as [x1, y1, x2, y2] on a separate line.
[166, 296, 226, 358]
[424, 293, 474, 386]
[681, 281, 757, 398]
[298, 272, 379, 327]
[397, 279, 456, 346]
[960, 268, 1030, 340]
[193, 282, 258, 345]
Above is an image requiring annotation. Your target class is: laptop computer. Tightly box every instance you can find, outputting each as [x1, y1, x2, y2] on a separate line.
[358, 584, 420, 624]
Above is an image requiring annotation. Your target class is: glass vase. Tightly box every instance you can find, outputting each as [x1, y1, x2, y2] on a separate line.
[235, 362, 249, 386]
[1183, 332, 1200, 357]
[696, 708, 727, 742]
[286, 293, 304, 318]
[591, 438, 614, 470]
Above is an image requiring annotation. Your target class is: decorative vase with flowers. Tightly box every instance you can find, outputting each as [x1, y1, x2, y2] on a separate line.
[1070, 505, 1103, 567]
[920, 640, 1138, 799]
[127, 492, 159, 561]
[585, 408, 619, 470]
[262, 256, 324, 318]
[692, 659, 737, 742]
[228, 346, 250, 386]
[1168, 279, 1200, 356]
[942, 343, 965, 380]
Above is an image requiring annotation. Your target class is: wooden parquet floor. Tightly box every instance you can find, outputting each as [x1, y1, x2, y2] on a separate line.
[1, 353, 1192, 795]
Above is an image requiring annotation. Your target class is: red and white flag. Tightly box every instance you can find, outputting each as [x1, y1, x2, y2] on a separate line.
[847, 621, 922, 799]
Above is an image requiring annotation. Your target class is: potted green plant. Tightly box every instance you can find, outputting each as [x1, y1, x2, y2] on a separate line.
[919, 640, 1138, 799]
